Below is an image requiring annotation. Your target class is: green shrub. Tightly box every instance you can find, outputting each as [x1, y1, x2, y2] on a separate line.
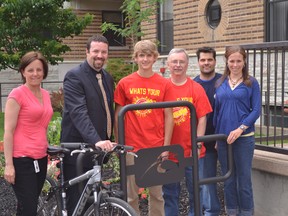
[103, 152, 120, 184]
[51, 112, 61, 120]
[47, 116, 62, 146]
[0, 152, 4, 177]
[50, 88, 64, 114]
[106, 58, 138, 84]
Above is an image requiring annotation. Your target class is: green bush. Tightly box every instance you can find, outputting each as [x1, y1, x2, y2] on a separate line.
[50, 88, 64, 114]
[47, 115, 62, 146]
[0, 152, 4, 177]
[106, 58, 138, 85]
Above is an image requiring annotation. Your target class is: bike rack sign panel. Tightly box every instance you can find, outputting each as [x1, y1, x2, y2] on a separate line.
[129, 145, 185, 187]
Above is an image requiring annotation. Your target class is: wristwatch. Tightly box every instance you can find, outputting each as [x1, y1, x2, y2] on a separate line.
[239, 125, 246, 132]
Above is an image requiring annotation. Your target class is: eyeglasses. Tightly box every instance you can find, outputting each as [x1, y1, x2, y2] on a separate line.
[170, 60, 187, 66]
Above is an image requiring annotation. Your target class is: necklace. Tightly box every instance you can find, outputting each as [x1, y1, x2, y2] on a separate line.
[229, 76, 243, 88]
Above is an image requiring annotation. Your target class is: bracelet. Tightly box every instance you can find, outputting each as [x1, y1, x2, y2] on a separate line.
[239, 125, 246, 132]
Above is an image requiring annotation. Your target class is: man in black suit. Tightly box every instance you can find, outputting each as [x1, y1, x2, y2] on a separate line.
[61, 34, 115, 215]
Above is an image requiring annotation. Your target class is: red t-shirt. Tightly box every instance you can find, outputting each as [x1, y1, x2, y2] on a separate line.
[170, 78, 212, 158]
[8, 85, 53, 159]
[114, 72, 175, 152]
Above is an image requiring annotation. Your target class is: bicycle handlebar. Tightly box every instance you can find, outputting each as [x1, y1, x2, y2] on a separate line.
[60, 143, 134, 156]
[61, 142, 91, 149]
[56, 143, 134, 196]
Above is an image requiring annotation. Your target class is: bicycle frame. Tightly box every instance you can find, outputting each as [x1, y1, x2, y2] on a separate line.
[58, 160, 102, 216]
[47, 144, 134, 216]
[69, 165, 101, 215]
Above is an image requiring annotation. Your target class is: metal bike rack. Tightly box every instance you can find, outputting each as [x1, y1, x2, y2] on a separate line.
[117, 101, 233, 216]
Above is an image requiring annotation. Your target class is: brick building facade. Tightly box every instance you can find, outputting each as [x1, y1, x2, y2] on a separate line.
[1, 0, 286, 106]
[142, 0, 265, 53]
[63, 0, 266, 60]
[61, 0, 133, 61]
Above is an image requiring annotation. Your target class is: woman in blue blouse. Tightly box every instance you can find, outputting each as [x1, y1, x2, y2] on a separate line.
[213, 45, 261, 216]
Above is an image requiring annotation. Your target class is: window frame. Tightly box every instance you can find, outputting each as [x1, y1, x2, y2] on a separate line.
[265, 0, 288, 42]
[206, 0, 221, 29]
[102, 11, 126, 47]
[157, 0, 173, 55]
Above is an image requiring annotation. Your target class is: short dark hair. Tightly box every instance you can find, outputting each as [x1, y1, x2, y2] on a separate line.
[196, 47, 216, 61]
[86, 34, 109, 51]
[19, 51, 48, 84]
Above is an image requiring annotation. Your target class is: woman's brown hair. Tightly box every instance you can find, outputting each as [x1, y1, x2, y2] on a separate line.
[216, 45, 252, 88]
[19, 51, 48, 84]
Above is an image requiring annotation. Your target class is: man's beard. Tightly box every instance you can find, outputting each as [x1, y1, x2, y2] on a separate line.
[93, 59, 105, 70]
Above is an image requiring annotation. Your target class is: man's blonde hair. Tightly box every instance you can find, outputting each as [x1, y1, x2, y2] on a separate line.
[133, 40, 159, 59]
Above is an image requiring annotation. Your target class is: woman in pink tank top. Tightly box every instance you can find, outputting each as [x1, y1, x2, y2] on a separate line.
[3, 51, 53, 216]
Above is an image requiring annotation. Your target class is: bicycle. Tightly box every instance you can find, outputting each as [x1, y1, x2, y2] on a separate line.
[37, 143, 137, 216]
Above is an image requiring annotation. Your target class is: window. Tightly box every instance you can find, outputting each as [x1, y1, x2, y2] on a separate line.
[102, 11, 125, 46]
[266, 0, 288, 41]
[206, 0, 221, 29]
[158, 0, 173, 54]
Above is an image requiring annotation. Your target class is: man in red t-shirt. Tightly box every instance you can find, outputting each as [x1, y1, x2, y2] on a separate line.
[114, 40, 174, 216]
[162, 48, 212, 216]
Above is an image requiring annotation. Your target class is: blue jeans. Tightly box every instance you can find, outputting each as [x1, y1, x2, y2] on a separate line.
[218, 136, 255, 216]
[163, 158, 204, 216]
[202, 151, 221, 216]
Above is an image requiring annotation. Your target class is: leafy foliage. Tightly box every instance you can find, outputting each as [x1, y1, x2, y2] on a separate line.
[0, 0, 93, 70]
[106, 58, 138, 85]
[103, 152, 121, 183]
[0, 152, 4, 177]
[47, 157, 60, 180]
[101, 0, 163, 48]
[50, 87, 64, 114]
[47, 115, 62, 146]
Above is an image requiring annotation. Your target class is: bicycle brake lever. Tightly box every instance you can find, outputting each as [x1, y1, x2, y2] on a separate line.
[70, 148, 93, 156]
[70, 149, 82, 156]
[127, 152, 138, 158]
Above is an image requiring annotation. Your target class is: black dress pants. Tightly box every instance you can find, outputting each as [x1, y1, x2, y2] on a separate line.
[12, 156, 47, 216]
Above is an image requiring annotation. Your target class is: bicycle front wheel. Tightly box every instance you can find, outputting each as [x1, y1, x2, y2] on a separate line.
[37, 175, 61, 216]
[84, 197, 137, 216]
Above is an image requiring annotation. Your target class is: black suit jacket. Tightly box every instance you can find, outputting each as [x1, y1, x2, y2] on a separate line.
[60, 60, 114, 165]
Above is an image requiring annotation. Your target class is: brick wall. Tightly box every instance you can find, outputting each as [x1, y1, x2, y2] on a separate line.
[61, 0, 265, 59]
[62, 10, 133, 61]
[143, 0, 265, 54]
[141, 1, 157, 42]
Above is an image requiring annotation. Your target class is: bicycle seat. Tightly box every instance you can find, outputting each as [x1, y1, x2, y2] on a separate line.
[47, 145, 70, 156]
